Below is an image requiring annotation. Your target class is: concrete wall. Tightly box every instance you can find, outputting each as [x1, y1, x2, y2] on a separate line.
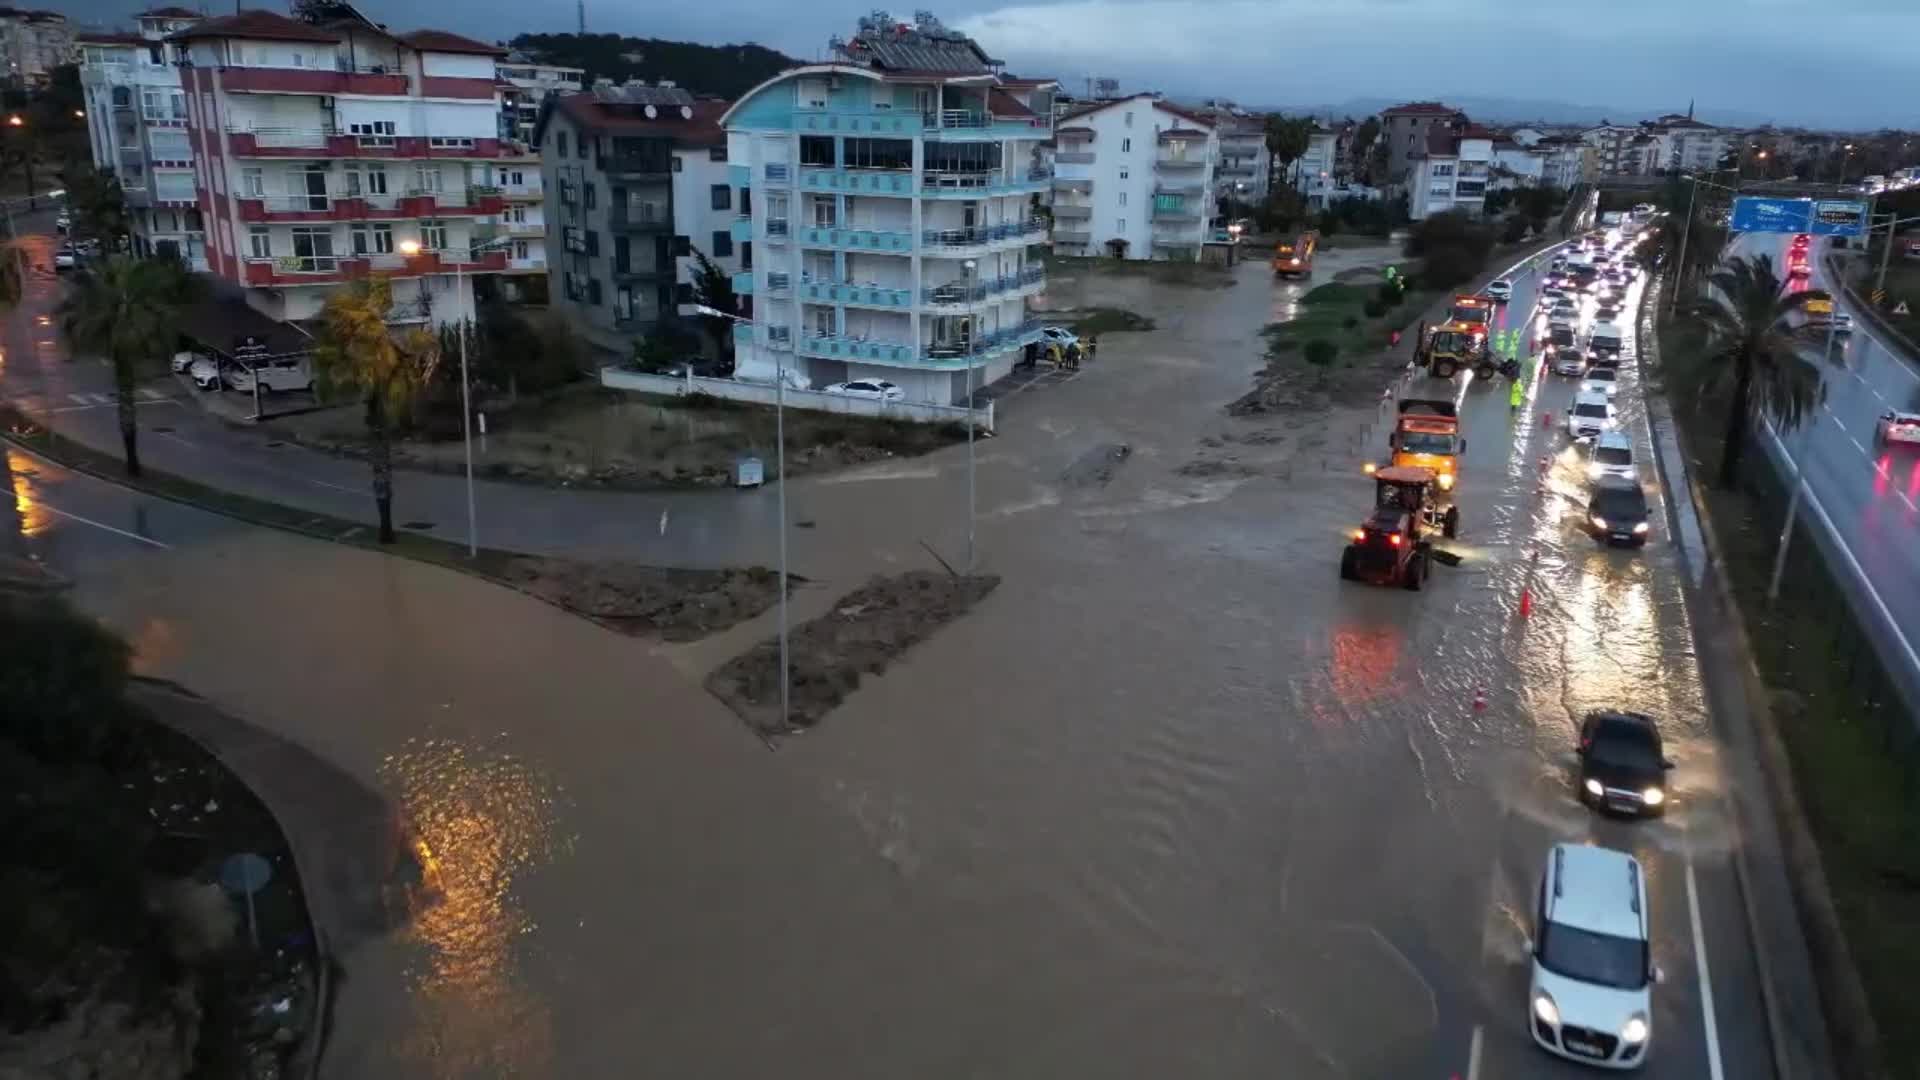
[600, 367, 994, 431]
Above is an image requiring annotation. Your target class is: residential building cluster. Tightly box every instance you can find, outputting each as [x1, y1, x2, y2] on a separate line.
[0, 4, 74, 87]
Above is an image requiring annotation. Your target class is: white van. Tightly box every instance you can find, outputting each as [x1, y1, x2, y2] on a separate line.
[1587, 322, 1624, 358]
[223, 355, 313, 394]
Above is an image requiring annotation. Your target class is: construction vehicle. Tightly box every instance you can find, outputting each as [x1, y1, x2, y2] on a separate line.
[1415, 321, 1485, 380]
[1340, 466, 1442, 590]
[1448, 293, 1496, 334]
[1273, 229, 1319, 278]
[1364, 400, 1465, 530]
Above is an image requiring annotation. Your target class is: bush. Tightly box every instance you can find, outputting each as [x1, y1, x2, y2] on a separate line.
[1363, 298, 1388, 318]
[1406, 210, 1496, 261]
[1303, 339, 1340, 367]
[1316, 211, 1343, 237]
[1342, 315, 1360, 329]
[1420, 244, 1486, 290]
[1377, 278, 1406, 307]
[1501, 214, 1530, 243]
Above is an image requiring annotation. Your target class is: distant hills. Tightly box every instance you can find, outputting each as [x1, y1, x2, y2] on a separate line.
[510, 33, 797, 100]
[1272, 95, 1780, 131]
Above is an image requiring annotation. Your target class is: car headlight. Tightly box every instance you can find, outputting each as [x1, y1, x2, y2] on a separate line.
[1621, 1014, 1650, 1044]
[1641, 786, 1665, 806]
[1590, 515, 1608, 530]
[1533, 993, 1559, 1025]
[1587, 463, 1604, 478]
[1584, 777, 1604, 796]
[1633, 521, 1650, 534]
[1437, 473, 1455, 491]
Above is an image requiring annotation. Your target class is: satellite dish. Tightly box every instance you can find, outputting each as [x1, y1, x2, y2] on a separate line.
[680, 105, 692, 119]
[644, 104, 657, 118]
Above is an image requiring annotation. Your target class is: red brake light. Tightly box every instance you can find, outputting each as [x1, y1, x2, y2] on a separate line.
[1388, 533, 1402, 547]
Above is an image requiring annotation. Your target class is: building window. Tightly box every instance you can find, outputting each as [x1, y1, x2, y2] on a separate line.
[349, 223, 393, 255]
[614, 235, 630, 273]
[709, 145, 727, 162]
[1118, 191, 1127, 206]
[557, 130, 569, 156]
[1121, 138, 1131, 153]
[799, 135, 835, 167]
[1119, 168, 1128, 180]
[585, 230, 599, 256]
[366, 168, 389, 195]
[247, 226, 271, 259]
[1124, 111, 1133, 127]
[420, 220, 448, 250]
[614, 286, 633, 320]
[583, 183, 596, 209]
[513, 240, 529, 260]
[711, 183, 731, 211]
[671, 157, 683, 173]
[843, 138, 912, 170]
[428, 136, 476, 149]
[741, 241, 751, 270]
[577, 134, 589, 159]
[413, 165, 442, 194]
[1117, 218, 1126, 231]
[712, 230, 732, 257]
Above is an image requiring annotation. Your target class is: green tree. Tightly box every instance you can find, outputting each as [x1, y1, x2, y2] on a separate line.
[58, 164, 128, 248]
[1350, 116, 1381, 182]
[1264, 113, 1314, 191]
[1676, 255, 1827, 489]
[509, 33, 795, 99]
[686, 247, 739, 355]
[57, 256, 196, 478]
[1513, 184, 1564, 235]
[311, 276, 442, 543]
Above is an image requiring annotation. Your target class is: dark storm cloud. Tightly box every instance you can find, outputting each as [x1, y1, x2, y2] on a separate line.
[59, 0, 1915, 128]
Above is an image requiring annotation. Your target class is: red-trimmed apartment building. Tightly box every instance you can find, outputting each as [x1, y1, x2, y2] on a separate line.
[173, 9, 537, 326]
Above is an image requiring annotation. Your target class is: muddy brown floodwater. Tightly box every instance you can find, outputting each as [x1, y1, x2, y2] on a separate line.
[38, 242, 1772, 1079]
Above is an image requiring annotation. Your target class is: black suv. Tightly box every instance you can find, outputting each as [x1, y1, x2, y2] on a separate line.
[1583, 476, 1650, 546]
[1577, 710, 1674, 816]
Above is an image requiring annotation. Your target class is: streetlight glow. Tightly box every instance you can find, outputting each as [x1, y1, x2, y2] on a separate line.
[6, 115, 21, 127]
[397, 238, 421, 255]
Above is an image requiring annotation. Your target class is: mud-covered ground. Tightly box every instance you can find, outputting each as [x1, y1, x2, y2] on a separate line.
[494, 555, 785, 641]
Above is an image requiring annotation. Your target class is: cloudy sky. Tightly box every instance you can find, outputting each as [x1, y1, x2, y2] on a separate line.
[65, 0, 1915, 129]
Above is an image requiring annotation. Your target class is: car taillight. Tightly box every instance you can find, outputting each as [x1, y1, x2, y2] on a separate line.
[1388, 533, 1402, 547]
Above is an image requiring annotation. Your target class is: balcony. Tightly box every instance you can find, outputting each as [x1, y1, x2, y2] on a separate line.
[1155, 154, 1208, 170]
[929, 110, 1053, 138]
[1051, 204, 1092, 220]
[1054, 152, 1095, 165]
[921, 264, 1046, 307]
[920, 218, 1049, 252]
[766, 218, 790, 241]
[506, 255, 546, 272]
[241, 254, 370, 287]
[223, 125, 512, 161]
[499, 182, 543, 201]
[602, 154, 671, 181]
[797, 226, 912, 253]
[798, 167, 914, 197]
[217, 66, 408, 97]
[792, 108, 924, 137]
[919, 169, 1051, 198]
[1151, 201, 1203, 223]
[1052, 177, 1092, 194]
[610, 204, 670, 231]
[1052, 229, 1091, 245]
[921, 319, 1045, 366]
[800, 334, 916, 365]
[731, 271, 754, 296]
[1154, 180, 1205, 195]
[766, 271, 791, 294]
[800, 280, 913, 309]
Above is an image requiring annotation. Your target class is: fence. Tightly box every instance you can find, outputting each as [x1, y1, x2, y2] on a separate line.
[599, 368, 993, 432]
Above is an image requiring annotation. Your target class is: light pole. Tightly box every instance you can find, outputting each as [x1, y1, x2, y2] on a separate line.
[399, 230, 513, 558]
[1876, 214, 1920, 296]
[692, 303, 791, 730]
[961, 257, 977, 573]
[1669, 175, 1699, 315]
[1834, 143, 1855, 186]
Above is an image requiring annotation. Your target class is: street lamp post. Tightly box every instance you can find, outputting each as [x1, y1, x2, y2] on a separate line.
[962, 257, 977, 573]
[1669, 176, 1699, 315]
[691, 303, 791, 730]
[399, 231, 513, 558]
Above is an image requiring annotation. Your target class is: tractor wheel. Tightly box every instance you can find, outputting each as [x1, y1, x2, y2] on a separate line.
[1404, 551, 1427, 591]
[1339, 547, 1359, 581]
[1443, 506, 1460, 539]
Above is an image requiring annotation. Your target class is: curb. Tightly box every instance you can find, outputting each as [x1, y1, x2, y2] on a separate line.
[126, 676, 332, 1080]
[1639, 280, 1866, 1080]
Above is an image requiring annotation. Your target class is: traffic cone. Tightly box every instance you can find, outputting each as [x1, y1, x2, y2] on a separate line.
[1519, 587, 1533, 618]
[1542, 411, 1554, 429]
[1472, 687, 1488, 711]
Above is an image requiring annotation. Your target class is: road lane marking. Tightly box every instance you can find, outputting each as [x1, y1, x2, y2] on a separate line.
[1848, 435, 1867, 454]
[1685, 859, 1727, 1080]
[1824, 408, 1848, 433]
[66, 392, 87, 404]
[1467, 1024, 1484, 1080]
[16, 494, 171, 549]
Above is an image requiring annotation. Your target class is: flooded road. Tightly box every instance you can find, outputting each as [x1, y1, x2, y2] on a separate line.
[7, 241, 1775, 1077]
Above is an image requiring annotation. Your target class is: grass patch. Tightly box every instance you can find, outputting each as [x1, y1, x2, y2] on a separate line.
[0, 405, 782, 641]
[1068, 307, 1157, 337]
[1660, 317, 1920, 1080]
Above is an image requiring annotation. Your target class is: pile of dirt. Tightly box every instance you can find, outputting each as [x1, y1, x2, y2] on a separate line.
[1227, 354, 1398, 416]
[1059, 443, 1132, 489]
[1175, 459, 1259, 479]
[706, 571, 1001, 735]
[497, 557, 786, 642]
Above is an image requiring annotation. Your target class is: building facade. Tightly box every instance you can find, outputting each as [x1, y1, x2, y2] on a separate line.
[1295, 126, 1339, 207]
[1051, 93, 1216, 261]
[497, 50, 585, 143]
[175, 10, 522, 327]
[1213, 115, 1268, 203]
[1408, 125, 1493, 220]
[1381, 101, 1465, 184]
[722, 12, 1056, 405]
[78, 7, 205, 265]
[1651, 115, 1734, 174]
[1579, 123, 1642, 176]
[0, 6, 72, 88]
[534, 83, 728, 359]
[1534, 136, 1593, 189]
[1489, 138, 1545, 190]
[667, 107, 742, 312]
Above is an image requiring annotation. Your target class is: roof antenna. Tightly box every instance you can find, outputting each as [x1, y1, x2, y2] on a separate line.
[577, 0, 585, 34]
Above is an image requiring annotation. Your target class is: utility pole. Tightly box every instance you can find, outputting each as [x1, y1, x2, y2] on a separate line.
[576, 0, 585, 34]
[1668, 177, 1698, 315]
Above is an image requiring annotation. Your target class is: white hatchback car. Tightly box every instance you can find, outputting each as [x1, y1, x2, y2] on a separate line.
[1587, 429, 1638, 482]
[1530, 843, 1659, 1068]
[1875, 410, 1920, 446]
[824, 379, 906, 402]
[1485, 279, 1513, 302]
[1581, 365, 1620, 398]
[1040, 326, 1079, 348]
[1568, 390, 1615, 441]
[188, 355, 223, 391]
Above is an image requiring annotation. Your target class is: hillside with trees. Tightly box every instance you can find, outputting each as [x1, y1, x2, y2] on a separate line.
[509, 33, 797, 99]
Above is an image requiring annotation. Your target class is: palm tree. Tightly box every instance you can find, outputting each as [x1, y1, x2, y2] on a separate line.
[1264, 114, 1313, 191]
[311, 276, 440, 543]
[58, 256, 196, 478]
[1678, 254, 1827, 489]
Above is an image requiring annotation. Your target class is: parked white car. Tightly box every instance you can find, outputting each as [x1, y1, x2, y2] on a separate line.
[170, 350, 200, 374]
[1040, 326, 1079, 348]
[188, 355, 222, 391]
[824, 379, 906, 402]
[1529, 843, 1659, 1068]
[223, 356, 313, 394]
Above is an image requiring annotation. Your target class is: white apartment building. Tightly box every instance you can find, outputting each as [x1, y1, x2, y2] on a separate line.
[176, 10, 525, 327]
[1295, 125, 1340, 208]
[1535, 136, 1592, 189]
[497, 49, 585, 143]
[1579, 123, 1643, 176]
[1652, 115, 1734, 173]
[78, 8, 206, 265]
[668, 106, 741, 301]
[1409, 125, 1494, 220]
[722, 12, 1056, 405]
[1214, 115, 1268, 203]
[1051, 93, 1216, 261]
[1490, 138, 1546, 190]
[0, 6, 72, 88]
